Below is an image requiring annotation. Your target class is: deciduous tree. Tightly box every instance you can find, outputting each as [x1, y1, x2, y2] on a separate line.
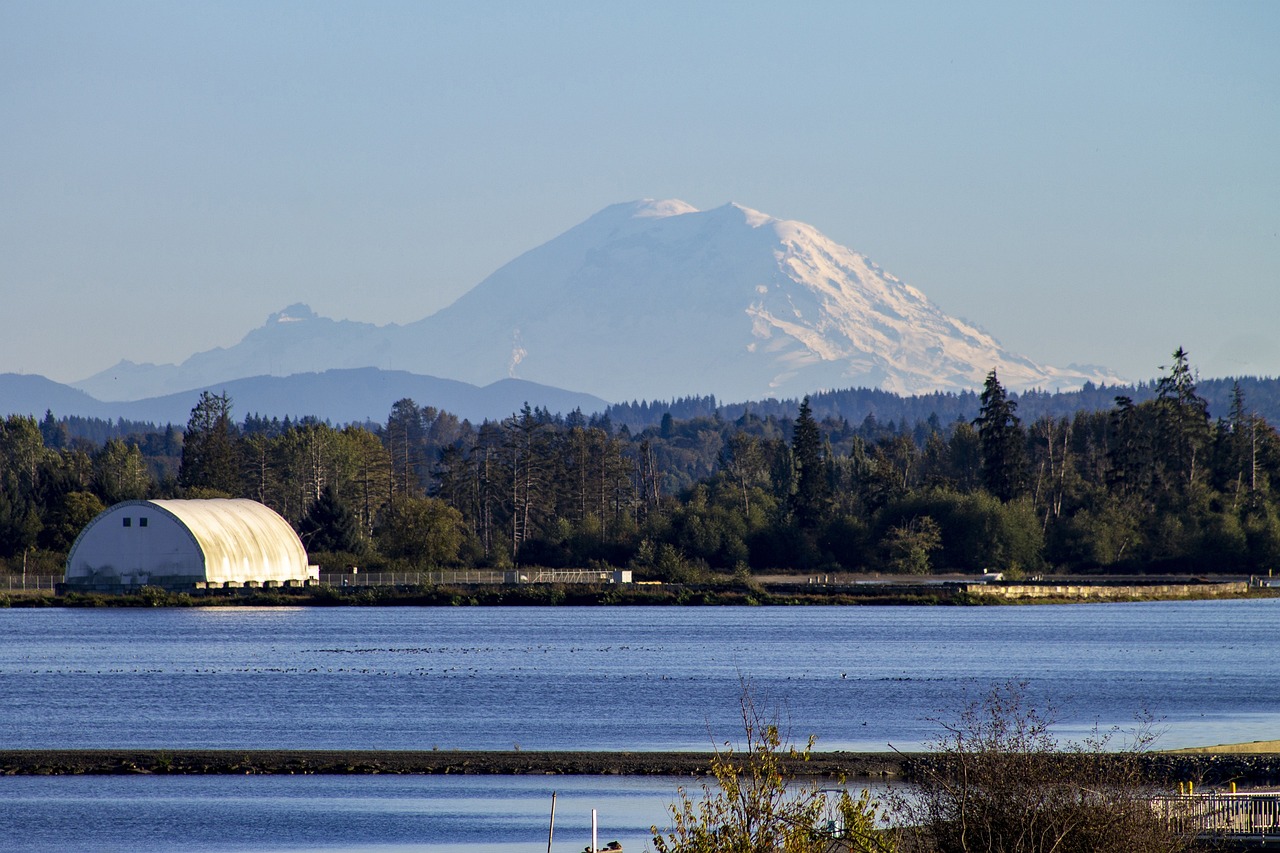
[375, 495, 466, 567]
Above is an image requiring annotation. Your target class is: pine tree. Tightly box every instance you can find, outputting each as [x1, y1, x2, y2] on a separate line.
[178, 391, 242, 496]
[790, 397, 830, 527]
[298, 484, 364, 554]
[1154, 346, 1211, 493]
[384, 398, 428, 498]
[974, 370, 1027, 501]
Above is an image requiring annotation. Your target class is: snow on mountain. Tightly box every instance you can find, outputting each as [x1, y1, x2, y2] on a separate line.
[70, 200, 1121, 404]
[393, 199, 1120, 401]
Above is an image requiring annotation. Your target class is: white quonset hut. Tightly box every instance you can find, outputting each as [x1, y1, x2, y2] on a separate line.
[65, 499, 318, 592]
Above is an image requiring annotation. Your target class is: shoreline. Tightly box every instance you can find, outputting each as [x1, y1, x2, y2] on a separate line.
[2, 579, 1273, 608]
[0, 749, 904, 779]
[3, 749, 1280, 786]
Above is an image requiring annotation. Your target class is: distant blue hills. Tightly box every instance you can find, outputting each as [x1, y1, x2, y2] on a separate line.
[0, 368, 610, 426]
[4, 368, 1278, 434]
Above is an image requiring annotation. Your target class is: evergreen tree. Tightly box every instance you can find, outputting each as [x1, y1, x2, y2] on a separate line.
[974, 370, 1027, 501]
[1154, 346, 1211, 493]
[39, 410, 68, 449]
[384, 398, 429, 498]
[790, 397, 830, 527]
[1107, 395, 1155, 499]
[504, 403, 552, 558]
[178, 391, 242, 496]
[298, 484, 364, 554]
[93, 438, 150, 504]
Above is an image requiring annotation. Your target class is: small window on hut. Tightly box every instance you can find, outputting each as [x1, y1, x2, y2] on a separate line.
[122, 518, 132, 527]
[139, 517, 148, 528]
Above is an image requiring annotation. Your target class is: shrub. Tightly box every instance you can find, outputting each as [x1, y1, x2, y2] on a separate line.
[652, 691, 895, 853]
[895, 682, 1188, 853]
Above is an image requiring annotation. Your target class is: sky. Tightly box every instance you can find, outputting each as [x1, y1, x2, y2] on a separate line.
[2, 1, 1277, 389]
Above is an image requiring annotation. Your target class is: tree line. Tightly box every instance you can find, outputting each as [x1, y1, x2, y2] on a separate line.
[3, 348, 1279, 579]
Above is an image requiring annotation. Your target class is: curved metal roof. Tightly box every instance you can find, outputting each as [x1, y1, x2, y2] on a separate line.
[144, 499, 309, 583]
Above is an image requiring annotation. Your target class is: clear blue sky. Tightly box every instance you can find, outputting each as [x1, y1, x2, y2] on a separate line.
[2, 1, 1277, 388]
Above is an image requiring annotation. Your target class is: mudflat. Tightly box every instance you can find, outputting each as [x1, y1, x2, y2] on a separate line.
[0, 749, 903, 778]
[5, 749, 1280, 787]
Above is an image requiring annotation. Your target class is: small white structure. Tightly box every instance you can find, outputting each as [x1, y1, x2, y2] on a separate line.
[65, 499, 318, 592]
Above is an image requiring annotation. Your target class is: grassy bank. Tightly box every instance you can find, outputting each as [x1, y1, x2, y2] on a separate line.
[0, 583, 973, 608]
[1, 579, 1274, 608]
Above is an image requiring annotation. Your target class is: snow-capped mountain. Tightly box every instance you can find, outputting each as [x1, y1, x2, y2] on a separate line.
[74, 200, 1120, 404]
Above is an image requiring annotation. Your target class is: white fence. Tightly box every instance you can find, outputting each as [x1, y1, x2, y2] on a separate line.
[1154, 792, 1280, 838]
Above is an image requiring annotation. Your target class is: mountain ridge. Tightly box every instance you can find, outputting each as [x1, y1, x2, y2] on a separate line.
[3, 369, 608, 425]
[68, 199, 1122, 404]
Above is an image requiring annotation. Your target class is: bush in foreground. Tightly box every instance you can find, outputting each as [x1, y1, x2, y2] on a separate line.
[895, 682, 1189, 853]
[651, 692, 896, 853]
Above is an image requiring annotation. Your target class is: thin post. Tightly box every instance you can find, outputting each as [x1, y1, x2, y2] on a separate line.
[547, 790, 557, 853]
[591, 807, 598, 853]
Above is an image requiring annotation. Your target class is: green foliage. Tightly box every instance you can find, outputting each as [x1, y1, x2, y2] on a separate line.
[884, 516, 942, 574]
[375, 495, 467, 567]
[816, 515, 869, 570]
[137, 585, 171, 607]
[299, 485, 365, 555]
[974, 370, 1027, 501]
[93, 438, 150, 504]
[789, 397, 832, 528]
[652, 691, 895, 853]
[41, 491, 105, 553]
[879, 490, 1043, 574]
[1055, 496, 1142, 567]
[178, 391, 242, 495]
[1154, 347, 1211, 494]
[304, 550, 373, 573]
[17, 349, 1280, 579]
[635, 542, 707, 584]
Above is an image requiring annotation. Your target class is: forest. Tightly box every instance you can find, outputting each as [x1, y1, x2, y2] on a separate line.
[3, 348, 1279, 580]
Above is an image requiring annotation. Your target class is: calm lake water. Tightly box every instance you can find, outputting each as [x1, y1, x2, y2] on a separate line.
[0, 773, 679, 853]
[1, 600, 1276, 851]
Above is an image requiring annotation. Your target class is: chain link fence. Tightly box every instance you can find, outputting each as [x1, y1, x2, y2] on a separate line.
[0, 575, 61, 591]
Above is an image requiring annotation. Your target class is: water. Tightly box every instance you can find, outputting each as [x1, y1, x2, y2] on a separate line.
[1, 601, 1275, 752]
[1, 600, 1277, 850]
[0, 774, 678, 853]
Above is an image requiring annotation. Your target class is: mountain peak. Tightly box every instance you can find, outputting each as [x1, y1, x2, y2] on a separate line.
[391, 199, 1122, 400]
[628, 198, 699, 219]
[267, 304, 319, 324]
[69, 199, 1123, 404]
[719, 202, 773, 227]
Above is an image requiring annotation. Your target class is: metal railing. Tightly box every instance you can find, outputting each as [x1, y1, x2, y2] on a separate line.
[317, 569, 629, 587]
[318, 570, 507, 587]
[0, 571, 626, 593]
[1154, 793, 1280, 838]
[515, 569, 624, 584]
